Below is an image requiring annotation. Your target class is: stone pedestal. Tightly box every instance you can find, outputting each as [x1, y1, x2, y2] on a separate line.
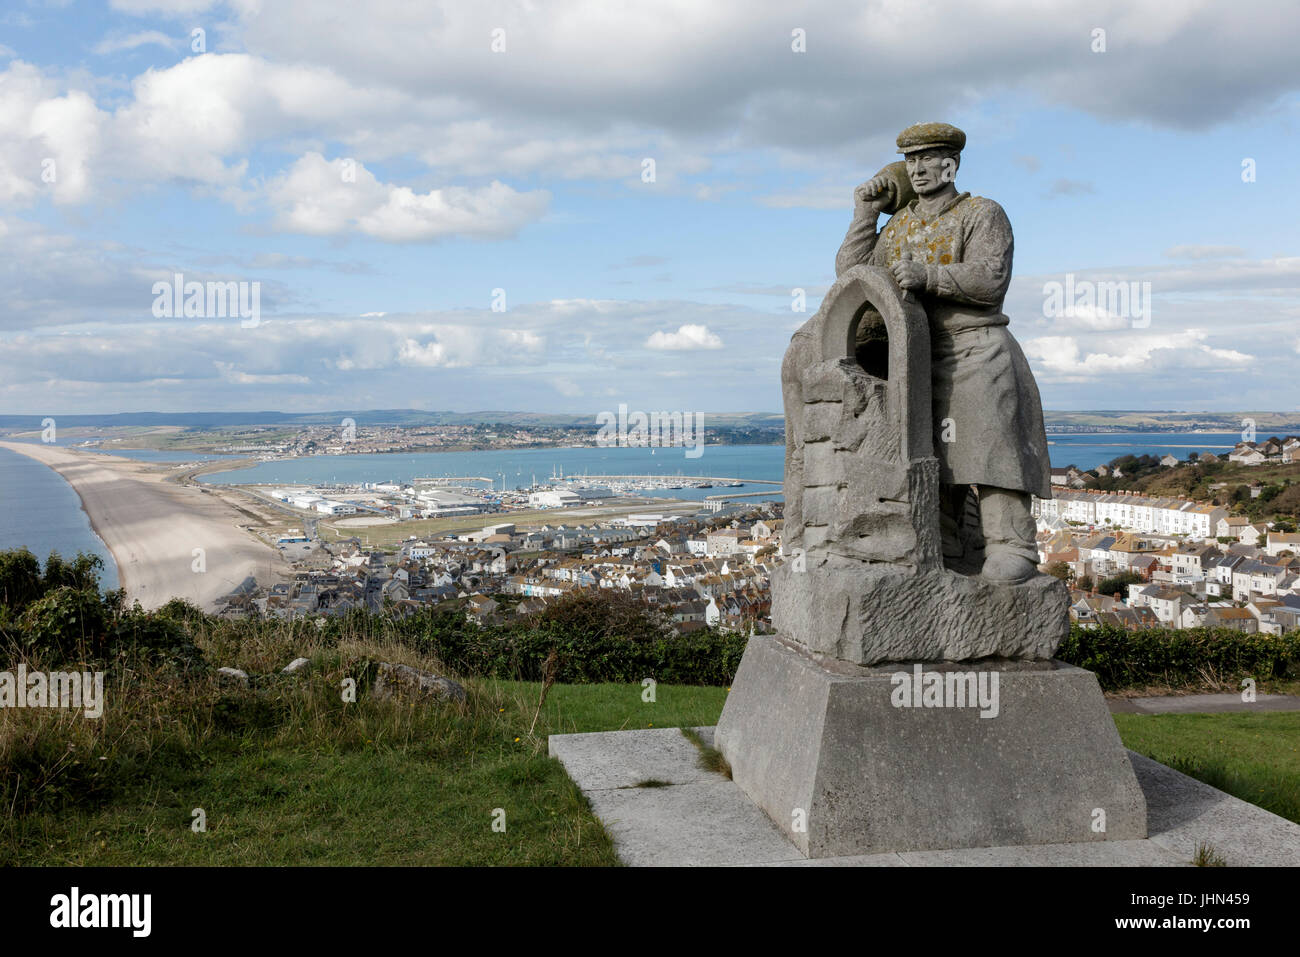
[715, 635, 1147, 858]
[771, 559, 1070, 664]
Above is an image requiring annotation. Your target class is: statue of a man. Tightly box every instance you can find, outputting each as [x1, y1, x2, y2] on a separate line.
[835, 122, 1051, 583]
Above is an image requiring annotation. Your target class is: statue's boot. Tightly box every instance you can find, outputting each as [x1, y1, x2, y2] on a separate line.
[980, 550, 1038, 583]
[977, 486, 1039, 583]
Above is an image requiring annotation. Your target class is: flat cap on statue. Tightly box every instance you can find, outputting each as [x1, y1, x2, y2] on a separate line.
[896, 122, 966, 154]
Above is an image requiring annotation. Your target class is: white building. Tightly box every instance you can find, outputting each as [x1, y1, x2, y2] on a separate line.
[1034, 491, 1224, 538]
[1265, 532, 1300, 557]
[528, 489, 580, 508]
[707, 528, 743, 556]
[1228, 445, 1266, 466]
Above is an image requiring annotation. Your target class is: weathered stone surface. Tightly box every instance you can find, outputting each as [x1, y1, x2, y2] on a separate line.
[783, 274, 937, 568]
[585, 782, 806, 867]
[1131, 753, 1300, 866]
[785, 125, 1055, 594]
[547, 726, 1300, 866]
[714, 635, 1146, 857]
[719, 125, 1149, 860]
[778, 264, 1057, 658]
[216, 666, 248, 686]
[771, 556, 1069, 664]
[372, 662, 466, 704]
[548, 728, 719, 790]
[281, 657, 311, 675]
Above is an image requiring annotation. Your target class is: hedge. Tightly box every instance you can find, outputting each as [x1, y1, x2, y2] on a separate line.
[1056, 625, 1300, 691]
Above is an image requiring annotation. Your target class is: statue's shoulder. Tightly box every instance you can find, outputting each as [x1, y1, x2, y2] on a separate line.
[964, 195, 1013, 232]
[965, 195, 1008, 216]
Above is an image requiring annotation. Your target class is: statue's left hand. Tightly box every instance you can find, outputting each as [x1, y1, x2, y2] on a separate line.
[890, 259, 927, 290]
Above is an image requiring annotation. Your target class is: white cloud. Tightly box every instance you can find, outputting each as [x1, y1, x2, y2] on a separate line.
[214, 0, 1300, 159]
[93, 31, 179, 55]
[1023, 330, 1253, 382]
[214, 360, 310, 385]
[1164, 244, 1245, 260]
[395, 325, 545, 369]
[0, 62, 105, 205]
[109, 0, 220, 15]
[645, 324, 723, 351]
[0, 288, 793, 412]
[1043, 305, 1132, 332]
[7, 1, 1297, 222]
[265, 152, 550, 241]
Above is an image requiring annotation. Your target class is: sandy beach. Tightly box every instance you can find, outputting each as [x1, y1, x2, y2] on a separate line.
[0, 441, 287, 611]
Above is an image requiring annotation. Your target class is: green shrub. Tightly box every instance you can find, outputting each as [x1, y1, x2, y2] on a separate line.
[41, 552, 105, 594]
[14, 586, 109, 661]
[0, 548, 43, 611]
[392, 593, 747, 685]
[109, 607, 206, 673]
[1058, 625, 1300, 691]
[1095, 571, 1145, 599]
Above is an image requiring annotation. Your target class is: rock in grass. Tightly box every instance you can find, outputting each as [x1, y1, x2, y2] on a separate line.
[281, 657, 311, 675]
[217, 666, 249, 686]
[372, 662, 466, 704]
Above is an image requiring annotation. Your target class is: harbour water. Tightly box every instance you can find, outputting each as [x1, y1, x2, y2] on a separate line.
[0, 432, 1257, 583]
[1044, 431, 1243, 467]
[197, 433, 1247, 490]
[199, 444, 787, 500]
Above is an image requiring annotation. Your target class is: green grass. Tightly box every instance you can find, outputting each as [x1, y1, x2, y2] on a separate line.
[680, 726, 732, 778]
[1192, 842, 1227, 867]
[1114, 711, 1300, 824]
[9, 653, 1300, 865]
[5, 747, 605, 866]
[1, 668, 730, 866]
[487, 679, 728, 735]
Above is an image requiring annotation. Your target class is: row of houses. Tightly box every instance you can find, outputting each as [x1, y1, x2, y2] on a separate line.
[1227, 436, 1300, 466]
[1033, 489, 1227, 537]
[221, 507, 786, 634]
[1044, 527, 1299, 600]
[1069, 587, 1300, 634]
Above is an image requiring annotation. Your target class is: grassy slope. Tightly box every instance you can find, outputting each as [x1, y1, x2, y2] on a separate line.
[0, 674, 728, 866]
[5, 670, 1296, 864]
[1113, 711, 1300, 824]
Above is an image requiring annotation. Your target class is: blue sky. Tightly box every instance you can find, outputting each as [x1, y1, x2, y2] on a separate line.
[2, 0, 1298, 415]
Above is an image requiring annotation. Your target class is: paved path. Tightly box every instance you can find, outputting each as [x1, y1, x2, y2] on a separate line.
[1108, 693, 1300, 715]
[549, 727, 1300, 866]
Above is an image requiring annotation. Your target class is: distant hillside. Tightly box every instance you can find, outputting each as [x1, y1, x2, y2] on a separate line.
[1041, 411, 1300, 433]
[0, 409, 785, 430]
[1, 409, 1295, 434]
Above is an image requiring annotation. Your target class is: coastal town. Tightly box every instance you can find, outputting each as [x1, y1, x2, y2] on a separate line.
[218, 503, 782, 635]
[206, 436, 1300, 640]
[1037, 437, 1300, 634]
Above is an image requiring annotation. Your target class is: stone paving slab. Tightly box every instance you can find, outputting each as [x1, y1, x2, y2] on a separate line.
[549, 726, 1300, 867]
[546, 728, 719, 790]
[1108, 693, 1300, 715]
[896, 840, 1181, 867]
[587, 781, 806, 866]
[1129, 754, 1300, 866]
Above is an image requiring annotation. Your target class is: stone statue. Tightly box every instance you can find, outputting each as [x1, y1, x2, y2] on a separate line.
[715, 123, 1146, 858]
[775, 122, 1066, 664]
[835, 122, 1049, 584]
